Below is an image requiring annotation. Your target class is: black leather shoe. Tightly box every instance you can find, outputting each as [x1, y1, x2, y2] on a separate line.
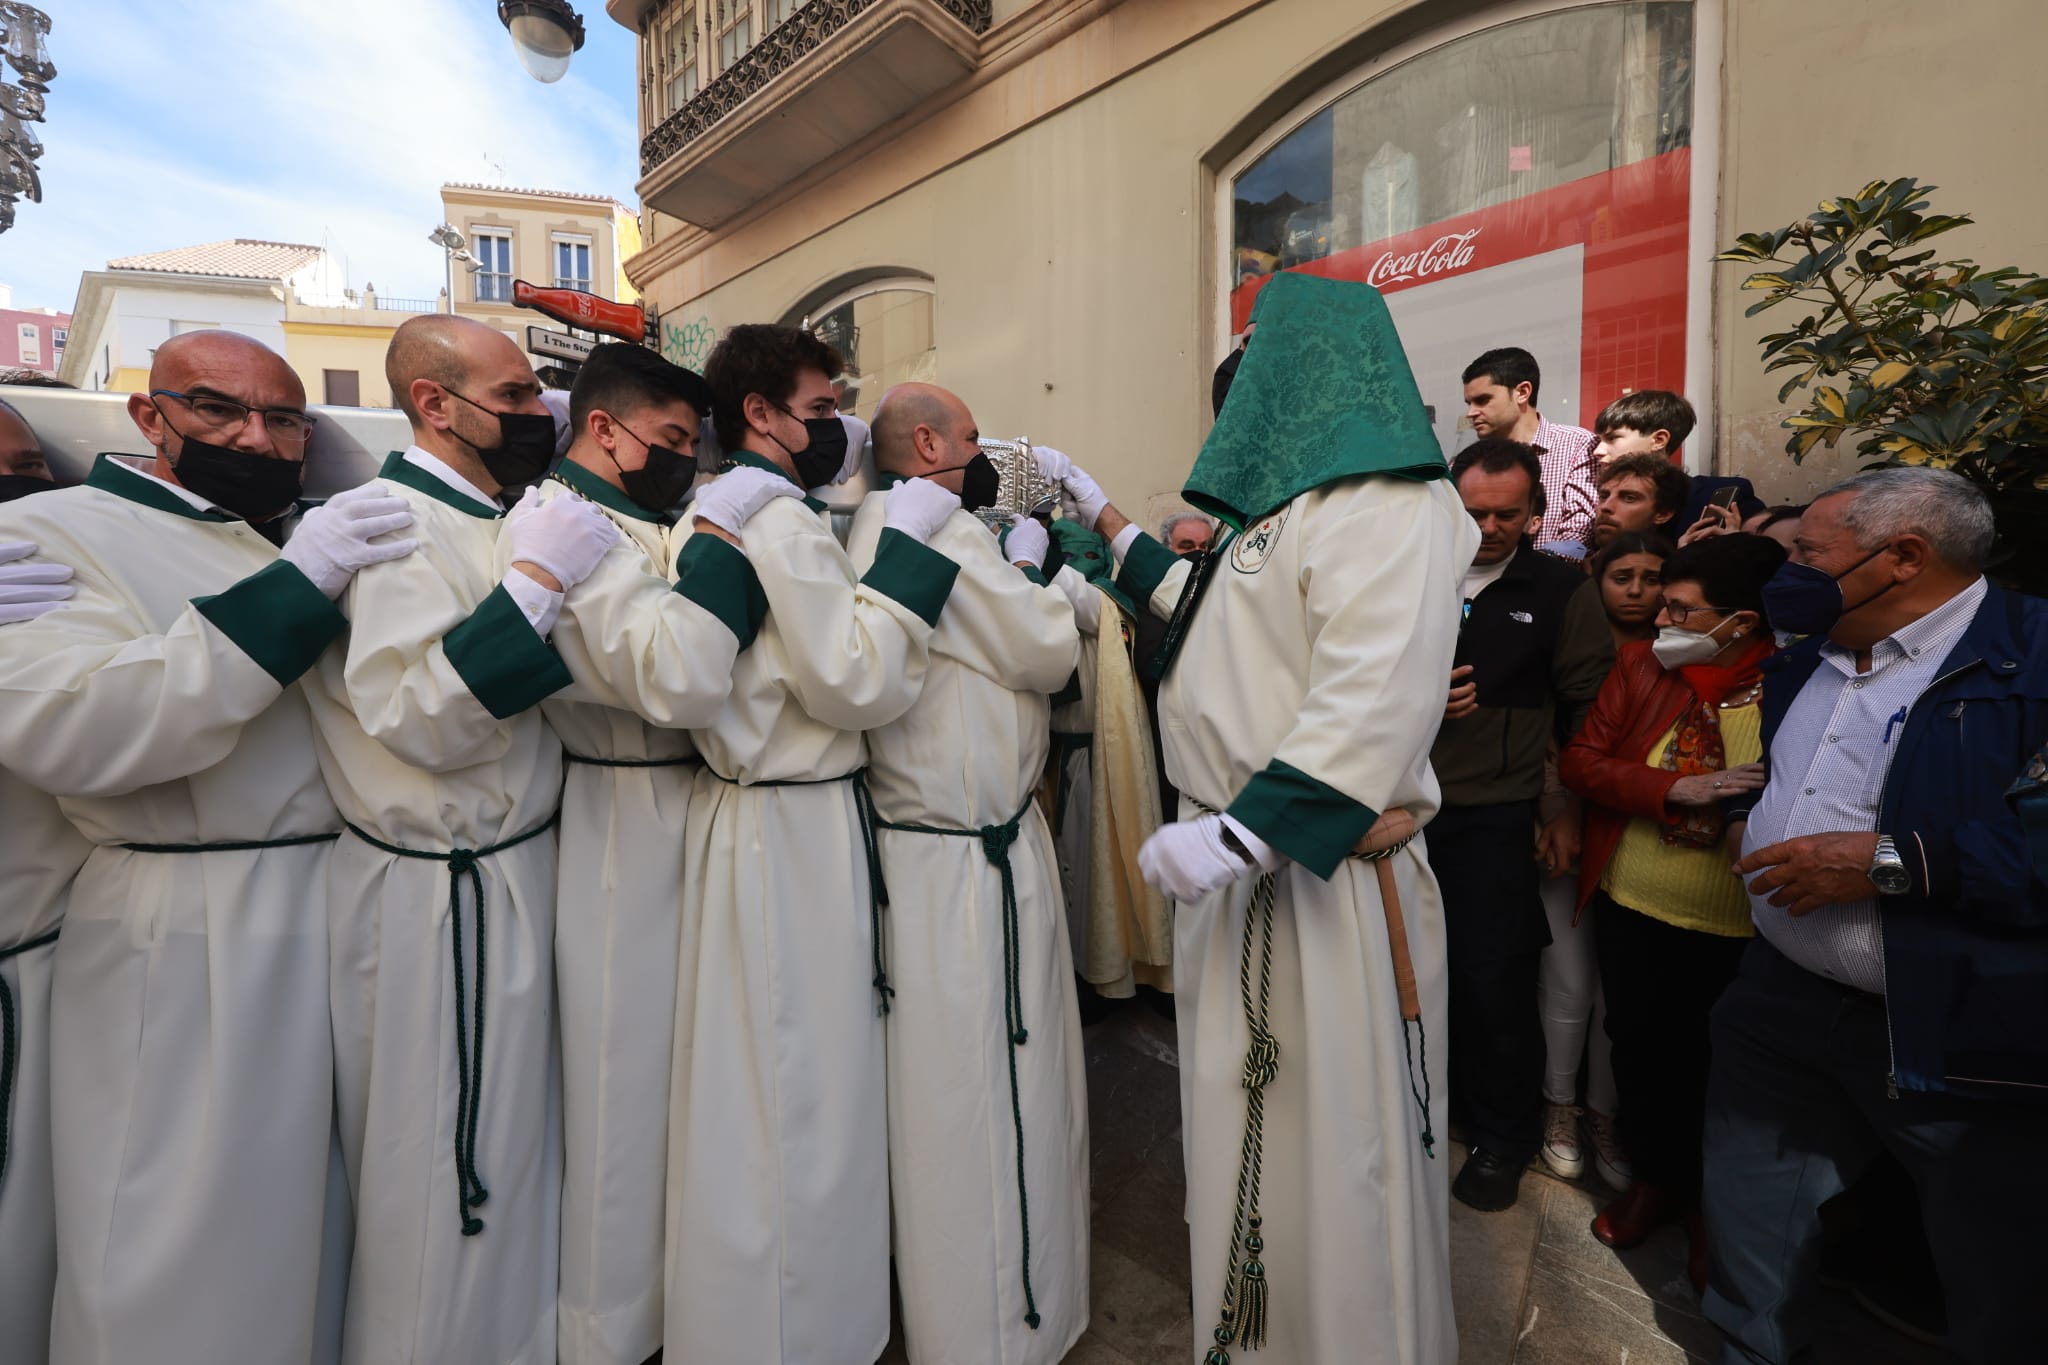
[1452, 1146, 1525, 1212]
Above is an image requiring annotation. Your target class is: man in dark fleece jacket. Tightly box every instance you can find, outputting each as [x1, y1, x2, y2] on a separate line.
[1431, 437, 1614, 1213]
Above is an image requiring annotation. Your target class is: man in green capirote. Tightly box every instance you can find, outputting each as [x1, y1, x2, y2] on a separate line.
[1044, 272, 1472, 1363]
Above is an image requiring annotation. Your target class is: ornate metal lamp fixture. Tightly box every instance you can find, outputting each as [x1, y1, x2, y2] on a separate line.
[498, 0, 586, 83]
[0, 2, 54, 235]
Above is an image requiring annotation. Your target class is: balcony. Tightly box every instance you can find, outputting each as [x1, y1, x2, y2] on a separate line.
[634, 0, 992, 230]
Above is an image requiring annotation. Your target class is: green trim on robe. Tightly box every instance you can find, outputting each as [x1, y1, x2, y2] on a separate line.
[1184, 272, 1447, 531]
[445, 584, 575, 718]
[376, 451, 502, 519]
[554, 459, 659, 523]
[673, 534, 768, 650]
[1019, 565, 1049, 587]
[721, 448, 829, 512]
[193, 559, 349, 686]
[1226, 758, 1381, 881]
[1115, 530, 1179, 608]
[859, 527, 959, 628]
[85, 454, 235, 522]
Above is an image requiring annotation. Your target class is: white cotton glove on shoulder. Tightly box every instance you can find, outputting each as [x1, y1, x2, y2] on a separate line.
[882, 476, 961, 544]
[505, 485, 619, 591]
[281, 482, 419, 599]
[834, 413, 871, 485]
[1005, 515, 1049, 570]
[539, 388, 575, 457]
[1138, 813, 1285, 901]
[693, 465, 800, 536]
[0, 540, 74, 625]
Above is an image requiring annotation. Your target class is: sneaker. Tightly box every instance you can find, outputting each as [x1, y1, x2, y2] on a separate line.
[1584, 1109, 1632, 1193]
[1539, 1102, 1585, 1180]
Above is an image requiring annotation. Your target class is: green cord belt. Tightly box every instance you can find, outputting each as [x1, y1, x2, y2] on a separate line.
[564, 753, 702, 768]
[343, 813, 560, 1237]
[0, 926, 60, 1192]
[872, 792, 1045, 1331]
[707, 767, 895, 1016]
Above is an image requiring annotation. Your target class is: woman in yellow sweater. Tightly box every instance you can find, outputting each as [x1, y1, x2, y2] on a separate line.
[1560, 534, 1788, 1282]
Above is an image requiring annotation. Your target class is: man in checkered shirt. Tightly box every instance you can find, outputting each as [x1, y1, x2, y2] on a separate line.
[1462, 346, 1596, 554]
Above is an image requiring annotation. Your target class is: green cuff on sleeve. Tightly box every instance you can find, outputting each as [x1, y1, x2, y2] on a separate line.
[1226, 758, 1380, 880]
[673, 534, 769, 650]
[1115, 531, 1178, 607]
[1019, 565, 1050, 587]
[860, 527, 959, 628]
[445, 584, 575, 719]
[193, 559, 348, 687]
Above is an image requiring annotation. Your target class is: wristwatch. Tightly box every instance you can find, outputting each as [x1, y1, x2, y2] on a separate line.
[1868, 835, 1912, 896]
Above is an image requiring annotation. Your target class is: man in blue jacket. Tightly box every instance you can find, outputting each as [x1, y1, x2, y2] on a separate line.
[1706, 467, 2048, 1365]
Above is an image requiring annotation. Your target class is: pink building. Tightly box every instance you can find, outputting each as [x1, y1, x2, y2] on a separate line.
[0, 304, 70, 377]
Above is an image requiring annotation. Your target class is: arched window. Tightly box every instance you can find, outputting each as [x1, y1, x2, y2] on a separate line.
[1222, 1, 1706, 455]
[784, 277, 937, 422]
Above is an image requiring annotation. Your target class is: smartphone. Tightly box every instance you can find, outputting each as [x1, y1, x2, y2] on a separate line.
[1710, 484, 1741, 512]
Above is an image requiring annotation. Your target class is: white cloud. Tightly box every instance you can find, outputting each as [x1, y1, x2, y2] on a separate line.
[1, 0, 640, 312]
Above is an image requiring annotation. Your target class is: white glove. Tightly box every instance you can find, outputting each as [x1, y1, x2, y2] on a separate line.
[539, 388, 575, 457]
[0, 541, 74, 625]
[882, 476, 961, 544]
[693, 465, 800, 536]
[280, 483, 418, 599]
[834, 413, 871, 485]
[1138, 814, 1284, 901]
[1005, 515, 1049, 569]
[505, 486, 618, 591]
[1059, 462, 1109, 531]
[1033, 445, 1075, 484]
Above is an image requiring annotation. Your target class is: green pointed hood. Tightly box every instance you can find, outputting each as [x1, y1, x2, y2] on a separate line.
[1184, 272, 1446, 530]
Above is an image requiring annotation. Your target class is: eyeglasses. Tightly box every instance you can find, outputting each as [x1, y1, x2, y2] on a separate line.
[1659, 599, 1729, 626]
[151, 390, 317, 443]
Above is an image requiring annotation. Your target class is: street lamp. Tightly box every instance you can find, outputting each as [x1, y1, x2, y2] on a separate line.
[498, 0, 585, 84]
[429, 224, 482, 314]
[0, 2, 56, 236]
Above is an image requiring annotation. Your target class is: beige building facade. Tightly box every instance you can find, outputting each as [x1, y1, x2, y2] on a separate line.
[607, 0, 2048, 512]
[440, 182, 643, 365]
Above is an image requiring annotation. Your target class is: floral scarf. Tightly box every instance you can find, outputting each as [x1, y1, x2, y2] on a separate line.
[1658, 635, 1774, 847]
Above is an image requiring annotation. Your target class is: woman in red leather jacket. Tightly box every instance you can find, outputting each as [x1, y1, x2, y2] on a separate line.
[1559, 534, 1787, 1283]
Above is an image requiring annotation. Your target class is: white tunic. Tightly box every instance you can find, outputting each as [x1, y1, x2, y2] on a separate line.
[305, 451, 568, 1365]
[0, 767, 90, 1362]
[664, 463, 955, 1365]
[0, 458, 351, 1365]
[1126, 477, 1475, 1364]
[511, 465, 754, 1365]
[849, 495, 1090, 1365]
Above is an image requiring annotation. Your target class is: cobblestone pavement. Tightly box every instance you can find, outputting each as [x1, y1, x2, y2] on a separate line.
[881, 998, 1956, 1364]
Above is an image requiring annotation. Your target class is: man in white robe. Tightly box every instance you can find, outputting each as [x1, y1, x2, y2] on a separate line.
[0, 330, 420, 1365]
[850, 383, 1089, 1364]
[663, 324, 963, 1365]
[305, 315, 622, 1365]
[509, 342, 794, 1365]
[1081, 275, 1472, 1364]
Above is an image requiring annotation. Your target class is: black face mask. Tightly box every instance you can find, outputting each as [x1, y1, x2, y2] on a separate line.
[446, 387, 558, 489]
[168, 432, 305, 523]
[0, 473, 55, 503]
[931, 451, 1000, 515]
[1212, 346, 1245, 417]
[768, 409, 848, 490]
[602, 418, 696, 515]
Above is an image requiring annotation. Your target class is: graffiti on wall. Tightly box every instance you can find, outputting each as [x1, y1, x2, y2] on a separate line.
[662, 315, 719, 370]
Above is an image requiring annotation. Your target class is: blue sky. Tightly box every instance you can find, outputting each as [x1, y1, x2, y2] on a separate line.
[1, 0, 642, 313]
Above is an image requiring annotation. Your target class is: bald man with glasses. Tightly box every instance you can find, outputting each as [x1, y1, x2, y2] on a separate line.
[0, 329, 420, 1365]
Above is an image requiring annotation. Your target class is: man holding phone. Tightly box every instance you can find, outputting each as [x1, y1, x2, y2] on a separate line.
[1433, 437, 1614, 1211]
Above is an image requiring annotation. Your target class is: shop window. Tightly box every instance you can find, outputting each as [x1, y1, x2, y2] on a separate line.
[1228, 1, 1696, 445]
[791, 281, 937, 423]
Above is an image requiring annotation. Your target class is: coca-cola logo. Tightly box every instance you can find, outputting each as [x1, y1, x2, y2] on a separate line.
[1366, 229, 1481, 288]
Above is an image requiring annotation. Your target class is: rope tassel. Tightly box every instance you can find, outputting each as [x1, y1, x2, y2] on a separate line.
[1203, 872, 1282, 1361]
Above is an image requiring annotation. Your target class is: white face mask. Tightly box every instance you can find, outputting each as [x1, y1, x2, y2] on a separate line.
[1651, 617, 1737, 670]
